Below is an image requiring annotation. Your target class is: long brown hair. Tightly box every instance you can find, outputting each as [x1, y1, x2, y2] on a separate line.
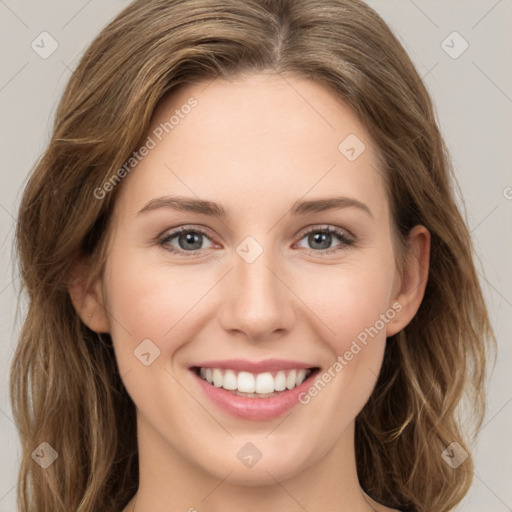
[11, 0, 495, 510]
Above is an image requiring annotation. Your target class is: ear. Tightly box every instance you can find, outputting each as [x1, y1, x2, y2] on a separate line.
[386, 225, 430, 337]
[68, 259, 111, 333]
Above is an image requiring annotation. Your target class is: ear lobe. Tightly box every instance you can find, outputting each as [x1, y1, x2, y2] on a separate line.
[386, 225, 430, 337]
[68, 260, 110, 333]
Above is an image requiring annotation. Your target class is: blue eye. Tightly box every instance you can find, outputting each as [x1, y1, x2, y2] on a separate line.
[159, 225, 354, 256]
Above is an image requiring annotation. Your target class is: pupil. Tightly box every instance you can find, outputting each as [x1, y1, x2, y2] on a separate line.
[179, 232, 202, 250]
[310, 232, 331, 250]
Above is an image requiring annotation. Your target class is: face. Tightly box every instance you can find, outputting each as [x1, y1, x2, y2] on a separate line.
[81, 72, 426, 488]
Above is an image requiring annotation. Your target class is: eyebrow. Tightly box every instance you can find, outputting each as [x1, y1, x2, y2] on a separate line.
[137, 195, 373, 219]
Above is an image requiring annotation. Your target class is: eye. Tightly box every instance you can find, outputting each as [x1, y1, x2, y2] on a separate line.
[296, 225, 354, 255]
[158, 224, 355, 257]
[159, 226, 215, 255]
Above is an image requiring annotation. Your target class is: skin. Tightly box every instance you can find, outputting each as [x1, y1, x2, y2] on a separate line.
[70, 72, 430, 512]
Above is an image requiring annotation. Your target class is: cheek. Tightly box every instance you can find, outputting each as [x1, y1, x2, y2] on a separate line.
[294, 267, 395, 426]
[102, 245, 245, 393]
[101, 254, 214, 424]
[101, 251, 210, 370]
[298, 256, 396, 353]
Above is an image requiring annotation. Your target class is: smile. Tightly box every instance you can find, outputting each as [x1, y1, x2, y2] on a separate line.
[189, 360, 321, 420]
[195, 367, 314, 397]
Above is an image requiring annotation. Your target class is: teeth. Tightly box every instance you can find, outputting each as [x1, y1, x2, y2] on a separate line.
[274, 371, 287, 391]
[296, 369, 307, 387]
[197, 367, 313, 395]
[212, 368, 223, 387]
[286, 369, 297, 390]
[238, 371, 255, 393]
[256, 372, 274, 394]
[223, 369, 238, 390]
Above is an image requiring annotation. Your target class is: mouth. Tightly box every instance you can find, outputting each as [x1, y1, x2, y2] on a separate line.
[191, 366, 320, 398]
[188, 358, 322, 420]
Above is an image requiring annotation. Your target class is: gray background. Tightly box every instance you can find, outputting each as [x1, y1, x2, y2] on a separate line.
[0, 1, 511, 510]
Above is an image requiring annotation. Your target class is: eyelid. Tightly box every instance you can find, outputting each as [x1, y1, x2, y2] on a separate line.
[294, 224, 355, 254]
[296, 223, 355, 241]
[158, 224, 215, 240]
[158, 223, 356, 256]
[158, 225, 217, 252]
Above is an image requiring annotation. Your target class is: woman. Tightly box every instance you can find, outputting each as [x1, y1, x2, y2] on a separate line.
[11, 0, 495, 511]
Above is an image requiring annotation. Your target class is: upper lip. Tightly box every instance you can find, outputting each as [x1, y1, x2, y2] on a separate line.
[190, 358, 318, 374]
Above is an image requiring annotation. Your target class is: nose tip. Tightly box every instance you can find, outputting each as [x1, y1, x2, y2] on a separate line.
[218, 254, 296, 341]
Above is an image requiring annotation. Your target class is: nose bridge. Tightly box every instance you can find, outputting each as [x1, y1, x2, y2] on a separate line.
[219, 238, 295, 340]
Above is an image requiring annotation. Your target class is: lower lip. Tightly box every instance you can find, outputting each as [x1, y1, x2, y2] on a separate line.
[191, 369, 319, 421]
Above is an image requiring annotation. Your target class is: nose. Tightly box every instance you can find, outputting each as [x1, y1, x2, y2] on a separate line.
[218, 245, 296, 342]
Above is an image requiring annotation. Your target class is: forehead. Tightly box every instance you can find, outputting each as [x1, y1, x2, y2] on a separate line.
[115, 72, 388, 221]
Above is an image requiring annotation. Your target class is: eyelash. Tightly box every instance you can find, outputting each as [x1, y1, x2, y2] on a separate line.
[158, 225, 355, 257]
